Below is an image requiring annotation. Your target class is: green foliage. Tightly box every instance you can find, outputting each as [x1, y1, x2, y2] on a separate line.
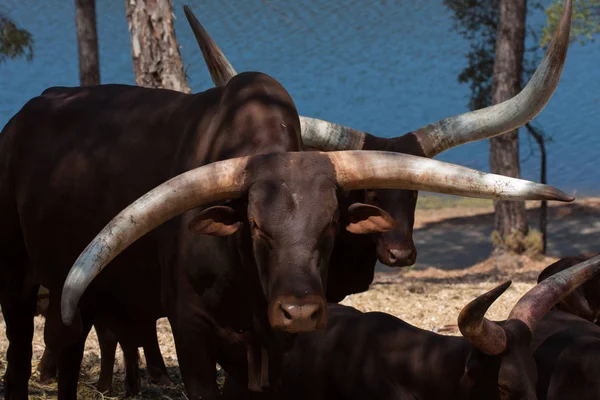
[0, 12, 34, 64]
[542, 0, 600, 46]
[443, 1, 543, 111]
[444, 0, 498, 110]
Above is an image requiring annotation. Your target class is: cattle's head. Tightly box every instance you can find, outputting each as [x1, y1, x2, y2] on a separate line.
[187, 153, 396, 332]
[457, 254, 600, 399]
[60, 146, 573, 333]
[183, 0, 573, 269]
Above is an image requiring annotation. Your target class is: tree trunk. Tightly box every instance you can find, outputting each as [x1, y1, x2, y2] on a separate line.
[526, 123, 548, 254]
[125, 0, 190, 93]
[75, 0, 100, 86]
[490, 0, 528, 252]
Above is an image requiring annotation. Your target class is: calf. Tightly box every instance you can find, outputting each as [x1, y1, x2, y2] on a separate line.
[222, 254, 600, 399]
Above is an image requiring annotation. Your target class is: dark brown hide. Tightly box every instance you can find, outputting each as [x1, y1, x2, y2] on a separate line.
[530, 310, 600, 400]
[221, 302, 537, 400]
[0, 72, 391, 399]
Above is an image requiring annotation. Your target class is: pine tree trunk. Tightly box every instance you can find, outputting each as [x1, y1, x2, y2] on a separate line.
[125, 0, 190, 93]
[489, 0, 528, 252]
[75, 0, 100, 86]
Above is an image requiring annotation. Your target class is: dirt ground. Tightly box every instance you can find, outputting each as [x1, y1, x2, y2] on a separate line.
[1, 197, 599, 399]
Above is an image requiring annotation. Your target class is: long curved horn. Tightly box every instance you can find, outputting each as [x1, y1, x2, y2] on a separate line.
[297, 0, 573, 155]
[326, 151, 574, 202]
[413, 0, 572, 157]
[458, 281, 511, 355]
[61, 156, 250, 325]
[183, 5, 237, 86]
[508, 253, 600, 334]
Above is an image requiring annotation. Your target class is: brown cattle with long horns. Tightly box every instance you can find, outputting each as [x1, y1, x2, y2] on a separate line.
[221, 255, 600, 400]
[1, 10, 572, 400]
[186, 0, 573, 301]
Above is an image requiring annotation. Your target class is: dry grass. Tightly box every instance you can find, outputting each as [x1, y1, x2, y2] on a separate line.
[1, 197, 598, 399]
[0, 255, 551, 399]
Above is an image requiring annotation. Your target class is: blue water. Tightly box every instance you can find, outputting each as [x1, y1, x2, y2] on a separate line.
[1, 0, 598, 194]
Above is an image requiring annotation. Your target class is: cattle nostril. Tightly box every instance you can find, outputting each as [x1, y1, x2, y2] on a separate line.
[384, 248, 416, 266]
[280, 305, 293, 321]
[310, 307, 322, 321]
[271, 297, 327, 332]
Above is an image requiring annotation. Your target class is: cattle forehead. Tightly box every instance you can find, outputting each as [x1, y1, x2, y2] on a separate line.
[245, 153, 338, 218]
[245, 153, 336, 190]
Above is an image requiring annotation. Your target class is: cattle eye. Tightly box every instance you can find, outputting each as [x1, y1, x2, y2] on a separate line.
[366, 190, 379, 205]
[249, 218, 272, 241]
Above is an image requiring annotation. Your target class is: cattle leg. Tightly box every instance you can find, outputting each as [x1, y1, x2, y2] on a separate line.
[37, 346, 58, 383]
[56, 319, 92, 400]
[143, 325, 172, 386]
[94, 323, 118, 394]
[1, 285, 38, 400]
[221, 373, 273, 400]
[121, 343, 141, 397]
[170, 319, 219, 400]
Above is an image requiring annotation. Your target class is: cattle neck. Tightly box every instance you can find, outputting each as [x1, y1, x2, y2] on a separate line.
[361, 130, 427, 157]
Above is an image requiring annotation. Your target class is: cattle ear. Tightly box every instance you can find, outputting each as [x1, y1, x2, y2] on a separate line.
[346, 203, 396, 234]
[188, 206, 242, 236]
[460, 352, 483, 392]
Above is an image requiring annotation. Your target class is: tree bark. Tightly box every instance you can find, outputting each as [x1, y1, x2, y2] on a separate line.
[75, 0, 100, 86]
[125, 0, 190, 93]
[490, 0, 528, 251]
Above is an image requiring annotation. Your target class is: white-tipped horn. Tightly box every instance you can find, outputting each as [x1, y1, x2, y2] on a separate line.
[408, 0, 573, 157]
[326, 151, 574, 202]
[286, 0, 573, 156]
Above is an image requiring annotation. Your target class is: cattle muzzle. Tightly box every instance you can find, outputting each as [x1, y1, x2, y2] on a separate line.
[377, 241, 417, 267]
[268, 295, 327, 333]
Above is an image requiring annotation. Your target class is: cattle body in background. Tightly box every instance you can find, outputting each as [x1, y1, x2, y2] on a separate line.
[529, 254, 600, 399]
[0, 50, 570, 400]
[187, 0, 573, 300]
[221, 256, 600, 400]
[537, 253, 600, 323]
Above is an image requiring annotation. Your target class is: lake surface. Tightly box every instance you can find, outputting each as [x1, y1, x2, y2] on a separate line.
[1, 0, 598, 194]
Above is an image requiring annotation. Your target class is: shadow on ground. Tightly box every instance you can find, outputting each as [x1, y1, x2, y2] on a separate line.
[377, 201, 600, 273]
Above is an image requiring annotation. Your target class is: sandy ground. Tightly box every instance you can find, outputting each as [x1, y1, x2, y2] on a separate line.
[1, 197, 599, 399]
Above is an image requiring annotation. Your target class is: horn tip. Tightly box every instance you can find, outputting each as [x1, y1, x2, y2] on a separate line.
[559, 193, 576, 202]
[60, 293, 76, 326]
[544, 187, 575, 203]
[183, 5, 194, 18]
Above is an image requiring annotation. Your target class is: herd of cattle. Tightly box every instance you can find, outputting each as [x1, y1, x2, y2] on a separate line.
[2, 0, 599, 399]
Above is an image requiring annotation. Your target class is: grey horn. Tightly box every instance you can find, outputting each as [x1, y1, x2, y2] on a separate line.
[326, 151, 574, 202]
